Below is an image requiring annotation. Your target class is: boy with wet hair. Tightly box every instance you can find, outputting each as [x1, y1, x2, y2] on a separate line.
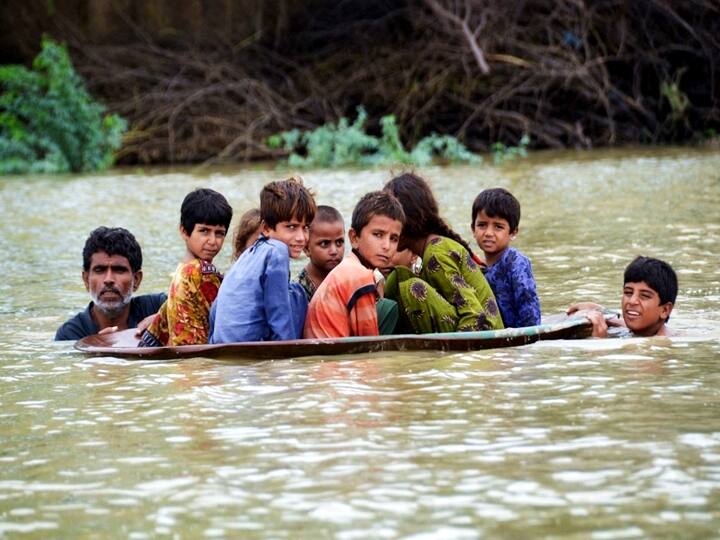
[471, 187, 541, 327]
[297, 205, 346, 300]
[140, 188, 233, 346]
[304, 191, 405, 338]
[55, 226, 166, 340]
[211, 176, 316, 343]
[567, 256, 678, 337]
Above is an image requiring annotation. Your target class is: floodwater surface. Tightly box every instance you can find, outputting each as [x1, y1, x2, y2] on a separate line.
[1, 148, 719, 538]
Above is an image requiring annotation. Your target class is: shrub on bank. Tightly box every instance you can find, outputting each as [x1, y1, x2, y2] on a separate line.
[0, 37, 126, 175]
[267, 106, 482, 168]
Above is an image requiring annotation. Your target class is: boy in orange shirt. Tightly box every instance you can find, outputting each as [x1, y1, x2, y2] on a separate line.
[304, 191, 405, 338]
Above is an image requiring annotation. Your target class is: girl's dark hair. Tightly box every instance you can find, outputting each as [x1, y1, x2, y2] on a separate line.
[384, 172, 475, 255]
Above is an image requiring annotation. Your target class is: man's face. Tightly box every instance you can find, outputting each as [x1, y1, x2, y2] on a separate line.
[621, 281, 672, 336]
[82, 251, 141, 316]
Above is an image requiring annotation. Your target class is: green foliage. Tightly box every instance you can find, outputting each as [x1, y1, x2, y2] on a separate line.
[0, 37, 127, 175]
[660, 68, 690, 125]
[491, 134, 530, 165]
[267, 106, 481, 168]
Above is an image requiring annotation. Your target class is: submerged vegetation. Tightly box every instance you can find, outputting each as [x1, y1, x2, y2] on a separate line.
[267, 107, 481, 168]
[0, 38, 126, 175]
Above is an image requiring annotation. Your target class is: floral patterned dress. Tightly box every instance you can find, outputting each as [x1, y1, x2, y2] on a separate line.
[140, 258, 222, 346]
[385, 236, 504, 334]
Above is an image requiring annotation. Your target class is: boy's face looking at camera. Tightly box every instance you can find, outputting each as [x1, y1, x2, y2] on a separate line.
[182, 223, 227, 262]
[262, 216, 310, 259]
[621, 280, 673, 336]
[305, 219, 345, 273]
[472, 209, 515, 264]
[349, 214, 402, 269]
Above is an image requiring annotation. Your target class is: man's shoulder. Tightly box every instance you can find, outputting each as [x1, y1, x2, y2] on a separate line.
[54, 304, 95, 341]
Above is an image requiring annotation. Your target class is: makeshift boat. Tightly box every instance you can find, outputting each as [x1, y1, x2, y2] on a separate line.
[75, 312, 616, 360]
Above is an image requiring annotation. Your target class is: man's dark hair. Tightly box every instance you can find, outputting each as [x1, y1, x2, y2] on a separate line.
[471, 188, 521, 232]
[624, 256, 678, 306]
[180, 188, 233, 234]
[83, 227, 143, 272]
[351, 191, 405, 233]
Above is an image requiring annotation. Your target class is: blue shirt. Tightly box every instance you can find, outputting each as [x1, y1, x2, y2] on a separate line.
[209, 236, 307, 343]
[55, 293, 167, 341]
[484, 247, 541, 328]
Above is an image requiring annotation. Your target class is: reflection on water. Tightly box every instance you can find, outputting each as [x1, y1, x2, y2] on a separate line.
[1, 148, 719, 537]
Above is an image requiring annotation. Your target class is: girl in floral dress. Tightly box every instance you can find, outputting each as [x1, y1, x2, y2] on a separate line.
[383, 173, 504, 334]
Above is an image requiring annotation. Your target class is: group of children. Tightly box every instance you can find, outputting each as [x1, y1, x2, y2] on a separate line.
[138, 172, 678, 347]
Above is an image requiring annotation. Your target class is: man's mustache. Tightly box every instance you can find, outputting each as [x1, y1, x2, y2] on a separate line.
[100, 286, 121, 296]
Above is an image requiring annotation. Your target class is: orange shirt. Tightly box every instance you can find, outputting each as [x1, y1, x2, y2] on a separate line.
[303, 252, 379, 338]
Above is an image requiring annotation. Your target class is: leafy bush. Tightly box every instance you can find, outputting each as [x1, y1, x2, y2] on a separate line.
[0, 37, 127, 175]
[491, 134, 530, 165]
[267, 106, 481, 168]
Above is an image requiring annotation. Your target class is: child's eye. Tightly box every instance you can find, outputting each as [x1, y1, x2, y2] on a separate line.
[336, 239, 345, 246]
[319, 241, 329, 248]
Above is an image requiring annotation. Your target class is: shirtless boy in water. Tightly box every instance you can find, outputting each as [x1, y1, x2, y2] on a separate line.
[567, 256, 677, 337]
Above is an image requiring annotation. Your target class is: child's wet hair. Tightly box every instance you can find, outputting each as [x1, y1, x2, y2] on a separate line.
[232, 208, 261, 260]
[384, 172, 474, 255]
[260, 175, 316, 228]
[180, 188, 233, 234]
[471, 188, 521, 232]
[351, 191, 405, 234]
[313, 205, 344, 227]
[624, 256, 678, 306]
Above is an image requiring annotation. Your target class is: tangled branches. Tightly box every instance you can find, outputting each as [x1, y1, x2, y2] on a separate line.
[47, 0, 720, 164]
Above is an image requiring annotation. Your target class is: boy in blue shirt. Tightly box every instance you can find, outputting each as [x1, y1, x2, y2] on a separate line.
[471, 188, 541, 327]
[210, 176, 316, 343]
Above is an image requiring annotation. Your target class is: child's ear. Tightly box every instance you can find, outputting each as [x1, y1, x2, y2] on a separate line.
[510, 227, 519, 241]
[179, 224, 190, 239]
[348, 228, 360, 249]
[260, 220, 273, 237]
[660, 302, 673, 321]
